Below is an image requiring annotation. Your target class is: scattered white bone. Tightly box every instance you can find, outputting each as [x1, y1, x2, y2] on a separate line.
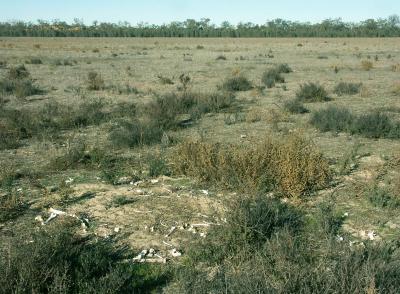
[367, 231, 377, 240]
[200, 189, 209, 195]
[150, 179, 159, 184]
[188, 226, 197, 234]
[199, 232, 207, 238]
[65, 177, 74, 184]
[240, 134, 247, 139]
[17, 188, 22, 192]
[148, 248, 156, 257]
[343, 212, 349, 217]
[114, 227, 121, 233]
[336, 235, 344, 242]
[133, 180, 144, 186]
[170, 248, 182, 257]
[49, 208, 67, 216]
[165, 226, 176, 237]
[35, 215, 45, 225]
[44, 212, 58, 224]
[162, 241, 174, 247]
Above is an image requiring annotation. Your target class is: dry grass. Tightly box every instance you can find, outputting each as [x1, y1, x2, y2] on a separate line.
[171, 134, 331, 198]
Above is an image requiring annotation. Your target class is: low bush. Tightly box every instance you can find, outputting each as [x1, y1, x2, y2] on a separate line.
[0, 222, 169, 293]
[361, 60, 373, 71]
[284, 99, 309, 114]
[276, 63, 292, 73]
[109, 119, 164, 147]
[216, 55, 227, 60]
[310, 105, 354, 132]
[311, 106, 400, 139]
[366, 185, 400, 209]
[157, 75, 174, 85]
[0, 65, 43, 98]
[296, 82, 330, 102]
[351, 111, 400, 139]
[334, 82, 362, 96]
[86, 71, 105, 90]
[173, 196, 400, 294]
[261, 64, 292, 88]
[262, 68, 284, 88]
[171, 134, 331, 198]
[26, 57, 42, 64]
[222, 75, 252, 92]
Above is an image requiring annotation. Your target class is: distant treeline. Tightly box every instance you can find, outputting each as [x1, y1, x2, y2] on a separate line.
[1, 16, 400, 37]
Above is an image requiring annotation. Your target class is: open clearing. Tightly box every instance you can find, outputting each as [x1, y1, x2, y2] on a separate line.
[1, 37, 400, 292]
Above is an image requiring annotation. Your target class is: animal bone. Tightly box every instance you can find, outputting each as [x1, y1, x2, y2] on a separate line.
[165, 226, 176, 237]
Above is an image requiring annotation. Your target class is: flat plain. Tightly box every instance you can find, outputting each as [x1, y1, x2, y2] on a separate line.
[1, 37, 400, 292]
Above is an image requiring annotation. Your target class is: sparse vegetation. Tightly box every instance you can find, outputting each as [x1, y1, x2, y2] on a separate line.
[0, 65, 43, 98]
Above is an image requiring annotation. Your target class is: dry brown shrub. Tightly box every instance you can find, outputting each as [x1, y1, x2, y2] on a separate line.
[361, 60, 373, 71]
[171, 134, 331, 198]
[391, 63, 400, 72]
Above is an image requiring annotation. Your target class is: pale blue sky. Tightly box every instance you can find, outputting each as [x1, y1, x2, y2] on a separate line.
[1, 0, 399, 25]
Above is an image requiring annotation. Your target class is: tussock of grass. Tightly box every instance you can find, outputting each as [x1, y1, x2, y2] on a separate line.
[171, 134, 331, 198]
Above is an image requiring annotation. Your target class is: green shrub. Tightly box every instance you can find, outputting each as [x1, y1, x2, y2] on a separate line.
[351, 111, 399, 139]
[0, 60, 7, 68]
[262, 68, 284, 88]
[109, 119, 164, 147]
[0, 65, 43, 98]
[284, 99, 309, 114]
[216, 55, 227, 60]
[310, 105, 354, 132]
[311, 106, 400, 139]
[7, 65, 30, 80]
[276, 63, 292, 73]
[86, 71, 105, 90]
[222, 75, 252, 92]
[26, 57, 42, 64]
[367, 185, 400, 208]
[0, 222, 169, 293]
[174, 196, 400, 293]
[148, 156, 170, 177]
[334, 82, 362, 96]
[296, 82, 330, 102]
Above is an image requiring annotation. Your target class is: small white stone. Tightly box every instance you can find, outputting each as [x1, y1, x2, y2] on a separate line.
[114, 227, 121, 233]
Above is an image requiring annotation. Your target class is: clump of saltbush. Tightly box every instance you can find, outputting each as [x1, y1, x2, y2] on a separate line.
[172, 195, 400, 294]
[0, 221, 169, 293]
[86, 71, 105, 90]
[310, 105, 354, 132]
[310, 105, 400, 139]
[284, 99, 309, 114]
[0, 65, 43, 98]
[296, 82, 330, 102]
[261, 63, 292, 88]
[334, 82, 362, 96]
[222, 75, 252, 92]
